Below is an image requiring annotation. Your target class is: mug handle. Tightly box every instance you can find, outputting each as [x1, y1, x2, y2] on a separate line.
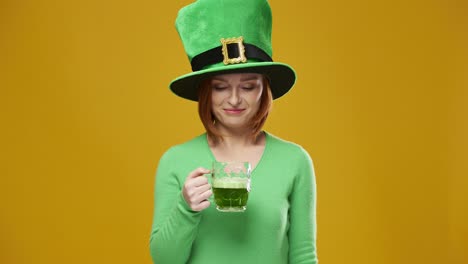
[204, 172, 215, 203]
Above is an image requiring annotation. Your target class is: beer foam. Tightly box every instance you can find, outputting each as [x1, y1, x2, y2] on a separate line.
[213, 177, 249, 189]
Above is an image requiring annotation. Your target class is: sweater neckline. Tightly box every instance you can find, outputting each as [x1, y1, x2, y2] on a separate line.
[202, 131, 270, 175]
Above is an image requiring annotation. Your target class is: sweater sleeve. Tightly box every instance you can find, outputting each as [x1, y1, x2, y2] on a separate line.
[149, 149, 202, 264]
[288, 147, 318, 264]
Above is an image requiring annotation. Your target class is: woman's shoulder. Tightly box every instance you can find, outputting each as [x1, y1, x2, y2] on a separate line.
[265, 132, 315, 174]
[266, 132, 308, 151]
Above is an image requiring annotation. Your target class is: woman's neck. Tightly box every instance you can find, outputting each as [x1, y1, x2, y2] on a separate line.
[208, 128, 264, 148]
[207, 130, 266, 166]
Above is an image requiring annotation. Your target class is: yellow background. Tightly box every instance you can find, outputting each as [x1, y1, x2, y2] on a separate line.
[1, 0, 466, 263]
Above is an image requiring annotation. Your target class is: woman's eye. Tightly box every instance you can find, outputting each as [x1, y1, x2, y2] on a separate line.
[213, 86, 227, 90]
[242, 85, 255, 90]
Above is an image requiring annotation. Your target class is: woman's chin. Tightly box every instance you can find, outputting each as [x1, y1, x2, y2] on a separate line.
[217, 122, 249, 131]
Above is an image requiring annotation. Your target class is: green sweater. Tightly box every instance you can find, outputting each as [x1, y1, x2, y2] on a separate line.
[150, 132, 318, 264]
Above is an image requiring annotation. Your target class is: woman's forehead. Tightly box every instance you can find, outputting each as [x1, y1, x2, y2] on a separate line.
[211, 73, 263, 82]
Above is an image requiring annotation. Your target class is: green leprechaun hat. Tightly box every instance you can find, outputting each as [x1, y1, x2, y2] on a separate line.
[169, 0, 296, 101]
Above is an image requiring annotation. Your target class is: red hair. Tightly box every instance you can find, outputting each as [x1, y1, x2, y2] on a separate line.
[197, 76, 273, 143]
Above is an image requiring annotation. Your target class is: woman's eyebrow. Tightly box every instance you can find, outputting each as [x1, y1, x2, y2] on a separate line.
[240, 77, 259, 82]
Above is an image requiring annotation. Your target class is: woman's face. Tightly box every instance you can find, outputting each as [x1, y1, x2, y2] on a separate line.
[210, 73, 263, 131]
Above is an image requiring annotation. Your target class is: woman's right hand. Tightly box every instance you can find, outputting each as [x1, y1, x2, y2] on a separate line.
[182, 167, 212, 211]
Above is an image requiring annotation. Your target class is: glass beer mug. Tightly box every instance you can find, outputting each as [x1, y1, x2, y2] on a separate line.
[211, 161, 251, 212]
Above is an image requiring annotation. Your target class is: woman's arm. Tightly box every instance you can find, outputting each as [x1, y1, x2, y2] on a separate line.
[149, 150, 202, 264]
[288, 147, 318, 264]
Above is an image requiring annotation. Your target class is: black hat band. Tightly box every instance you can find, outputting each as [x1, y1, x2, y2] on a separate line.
[191, 41, 273, 72]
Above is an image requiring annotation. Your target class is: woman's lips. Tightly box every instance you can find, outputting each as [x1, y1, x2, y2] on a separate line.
[224, 109, 245, 114]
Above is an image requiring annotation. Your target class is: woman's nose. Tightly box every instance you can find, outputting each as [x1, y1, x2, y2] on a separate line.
[228, 88, 241, 105]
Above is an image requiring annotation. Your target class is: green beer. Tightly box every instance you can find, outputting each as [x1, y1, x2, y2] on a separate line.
[212, 177, 250, 212]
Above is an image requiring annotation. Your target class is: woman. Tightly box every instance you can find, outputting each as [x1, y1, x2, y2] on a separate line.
[150, 0, 317, 263]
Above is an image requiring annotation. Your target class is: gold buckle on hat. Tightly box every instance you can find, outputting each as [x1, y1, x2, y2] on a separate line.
[221, 37, 247, 65]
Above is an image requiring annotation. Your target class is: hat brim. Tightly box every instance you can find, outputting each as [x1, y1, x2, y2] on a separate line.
[169, 62, 296, 101]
